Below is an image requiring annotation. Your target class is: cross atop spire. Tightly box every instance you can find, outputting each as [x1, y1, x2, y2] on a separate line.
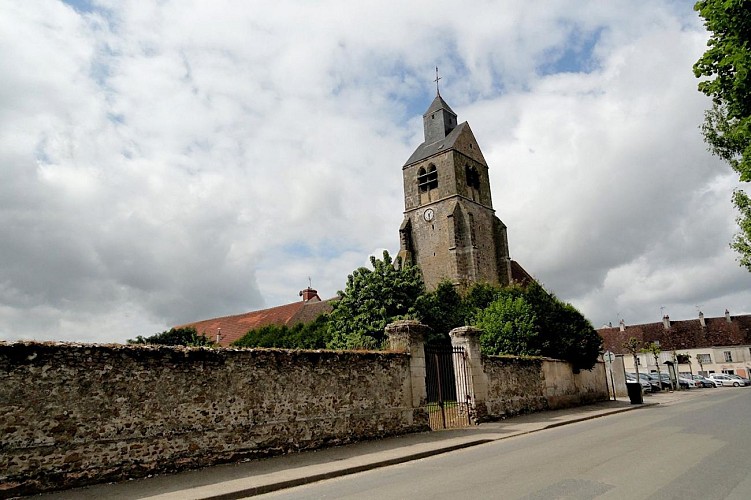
[434, 66, 442, 96]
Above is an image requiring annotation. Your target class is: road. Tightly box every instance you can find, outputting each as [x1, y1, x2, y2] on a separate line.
[260, 388, 751, 499]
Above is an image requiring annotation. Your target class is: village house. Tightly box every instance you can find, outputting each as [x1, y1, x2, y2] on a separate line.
[598, 311, 751, 378]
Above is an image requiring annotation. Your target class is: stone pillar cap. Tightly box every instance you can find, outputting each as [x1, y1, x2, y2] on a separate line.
[449, 326, 483, 338]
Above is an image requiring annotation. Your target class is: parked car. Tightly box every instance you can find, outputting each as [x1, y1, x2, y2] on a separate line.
[652, 373, 674, 389]
[726, 374, 751, 386]
[692, 375, 717, 388]
[643, 373, 662, 392]
[708, 373, 746, 387]
[679, 376, 700, 388]
[626, 373, 652, 393]
[654, 372, 693, 389]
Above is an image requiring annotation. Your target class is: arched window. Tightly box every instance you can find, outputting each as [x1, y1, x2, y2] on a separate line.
[418, 164, 438, 192]
[465, 165, 480, 189]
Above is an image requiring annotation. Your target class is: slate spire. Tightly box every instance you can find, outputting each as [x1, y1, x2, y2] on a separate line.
[422, 90, 457, 144]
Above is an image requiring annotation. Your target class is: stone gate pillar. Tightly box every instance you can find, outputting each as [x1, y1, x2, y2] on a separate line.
[386, 320, 430, 411]
[449, 326, 489, 422]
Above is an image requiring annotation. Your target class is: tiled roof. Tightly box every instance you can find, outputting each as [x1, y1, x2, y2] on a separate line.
[510, 260, 535, 286]
[177, 298, 334, 347]
[598, 314, 751, 354]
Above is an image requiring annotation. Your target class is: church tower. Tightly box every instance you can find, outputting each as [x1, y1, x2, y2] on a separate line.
[397, 92, 512, 291]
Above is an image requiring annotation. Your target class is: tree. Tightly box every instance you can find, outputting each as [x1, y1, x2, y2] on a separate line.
[549, 302, 603, 372]
[678, 353, 694, 376]
[642, 341, 665, 389]
[412, 280, 467, 345]
[327, 250, 425, 350]
[520, 282, 602, 371]
[128, 327, 214, 347]
[233, 314, 331, 349]
[694, 0, 751, 269]
[473, 281, 602, 371]
[475, 295, 539, 357]
[623, 337, 642, 378]
[463, 282, 505, 322]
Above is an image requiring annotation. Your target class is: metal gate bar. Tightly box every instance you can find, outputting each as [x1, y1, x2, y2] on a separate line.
[424, 345, 472, 429]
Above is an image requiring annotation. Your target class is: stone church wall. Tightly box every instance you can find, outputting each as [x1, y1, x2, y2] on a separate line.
[0, 342, 424, 497]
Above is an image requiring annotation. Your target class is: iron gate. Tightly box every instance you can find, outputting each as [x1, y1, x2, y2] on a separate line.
[424, 345, 472, 429]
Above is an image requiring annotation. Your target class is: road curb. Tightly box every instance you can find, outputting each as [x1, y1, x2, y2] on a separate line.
[185, 403, 654, 499]
[542, 401, 658, 430]
[199, 439, 495, 500]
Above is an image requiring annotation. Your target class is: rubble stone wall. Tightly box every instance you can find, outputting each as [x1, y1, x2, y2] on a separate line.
[480, 356, 608, 420]
[0, 342, 425, 497]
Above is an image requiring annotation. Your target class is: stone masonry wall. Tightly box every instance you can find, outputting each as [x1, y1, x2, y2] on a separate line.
[481, 356, 549, 418]
[0, 342, 426, 497]
[480, 356, 608, 420]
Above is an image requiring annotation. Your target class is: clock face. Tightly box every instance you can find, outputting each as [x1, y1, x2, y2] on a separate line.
[423, 208, 435, 222]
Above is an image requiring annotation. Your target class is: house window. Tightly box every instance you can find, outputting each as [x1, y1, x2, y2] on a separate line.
[418, 164, 438, 192]
[697, 353, 711, 364]
[724, 351, 733, 362]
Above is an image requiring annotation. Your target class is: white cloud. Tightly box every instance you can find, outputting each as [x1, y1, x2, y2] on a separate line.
[0, 0, 748, 342]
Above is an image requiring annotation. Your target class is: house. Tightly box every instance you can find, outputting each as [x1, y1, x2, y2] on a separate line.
[598, 311, 751, 377]
[177, 287, 334, 347]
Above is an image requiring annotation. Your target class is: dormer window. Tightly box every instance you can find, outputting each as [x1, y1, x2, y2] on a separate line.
[466, 165, 480, 189]
[418, 165, 438, 192]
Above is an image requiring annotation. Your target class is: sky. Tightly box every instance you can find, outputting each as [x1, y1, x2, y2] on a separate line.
[1, 0, 749, 344]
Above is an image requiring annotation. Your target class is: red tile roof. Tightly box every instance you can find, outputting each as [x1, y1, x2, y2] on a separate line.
[510, 260, 535, 286]
[598, 314, 751, 354]
[177, 297, 334, 347]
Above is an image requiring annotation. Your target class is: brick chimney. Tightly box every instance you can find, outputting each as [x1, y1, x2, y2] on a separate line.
[662, 315, 670, 329]
[299, 287, 320, 302]
[699, 311, 705, 328]
[725, 309, 731, 323]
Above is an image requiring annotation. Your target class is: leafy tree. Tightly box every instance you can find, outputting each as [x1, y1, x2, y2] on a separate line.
[472, 281, 602, 370]
[412, 280, 466, 345]
[476, 295, 539, 356]
[622, 337, 643, 378]
[327, 250, 424, 350]
[549, 302, 603, 372]
[642, 341, 665, 389]
[694, 0, 751, 269]
[233, 314, 331, 349]
[128, 327, 214, 347]
[463, 282, 506, 323]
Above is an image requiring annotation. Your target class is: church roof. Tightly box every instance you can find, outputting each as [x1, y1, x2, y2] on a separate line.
[424, 94, 456, 117]
[404, 121, 470, 166]
[510, 260, 535, 286]
[177, 296, 334, 347]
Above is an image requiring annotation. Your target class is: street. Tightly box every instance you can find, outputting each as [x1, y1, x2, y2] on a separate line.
[260, 388, 751, 499]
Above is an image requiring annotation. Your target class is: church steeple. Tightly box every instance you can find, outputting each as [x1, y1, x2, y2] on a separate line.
[423, 94, 458, 144]
[398, 89, 513, 291]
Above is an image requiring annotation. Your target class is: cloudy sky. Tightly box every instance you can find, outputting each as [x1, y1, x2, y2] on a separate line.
[1, 0, 748, 344]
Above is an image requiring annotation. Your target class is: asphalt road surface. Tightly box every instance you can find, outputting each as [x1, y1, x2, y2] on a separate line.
[259, 388, 751, 500]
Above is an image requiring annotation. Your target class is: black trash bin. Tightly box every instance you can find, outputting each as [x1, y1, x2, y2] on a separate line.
[626, 382, 643, 404]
